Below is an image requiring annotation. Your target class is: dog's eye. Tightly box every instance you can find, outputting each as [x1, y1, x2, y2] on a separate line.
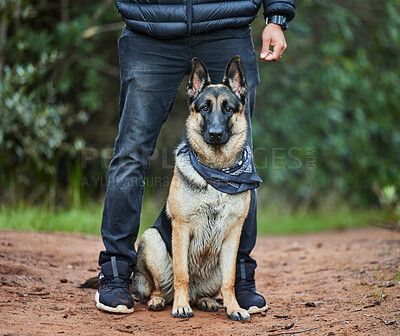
[201, 106, 209, 112]
[225, 106, 232, 113]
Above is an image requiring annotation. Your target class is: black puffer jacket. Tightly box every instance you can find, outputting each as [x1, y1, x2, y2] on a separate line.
[116, 0, 295, 39]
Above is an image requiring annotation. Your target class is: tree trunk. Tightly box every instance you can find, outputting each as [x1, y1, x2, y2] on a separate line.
[0, 18, 7, 69]
[61, 0, 69, 23]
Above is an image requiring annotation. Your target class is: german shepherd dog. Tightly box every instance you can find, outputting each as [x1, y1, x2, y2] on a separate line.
[133, 56, 252, 321]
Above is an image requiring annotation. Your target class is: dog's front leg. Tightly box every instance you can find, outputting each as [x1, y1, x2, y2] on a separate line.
[220, 224, 250, 321]
[171, 221, 193, 318]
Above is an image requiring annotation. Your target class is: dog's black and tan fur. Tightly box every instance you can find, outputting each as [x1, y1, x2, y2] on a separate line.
[133, 56, 252, 321]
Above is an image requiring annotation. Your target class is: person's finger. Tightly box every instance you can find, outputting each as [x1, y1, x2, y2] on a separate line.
[279, 42, 288, 58]
[260, 38, 272, 59]
[265, 42, 285, 62]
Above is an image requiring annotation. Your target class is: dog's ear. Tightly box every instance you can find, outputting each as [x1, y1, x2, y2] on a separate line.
[223, 56, 248, 104]
[187, 58, 211, 101]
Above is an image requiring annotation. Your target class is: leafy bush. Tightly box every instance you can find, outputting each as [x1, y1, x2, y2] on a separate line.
[0, 0, 121, 205]
[1, 0, 399, 210]
[0, 57, 86, 202]
[252, 0, 400, 208]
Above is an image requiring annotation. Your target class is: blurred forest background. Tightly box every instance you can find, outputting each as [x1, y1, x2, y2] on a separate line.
[1, 0, 399, 234]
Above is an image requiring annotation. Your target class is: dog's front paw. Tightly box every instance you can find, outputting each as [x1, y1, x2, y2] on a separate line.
[147, 297, 166, 311]
[227, 309, 250, 322]
[172, 306, 194, 318]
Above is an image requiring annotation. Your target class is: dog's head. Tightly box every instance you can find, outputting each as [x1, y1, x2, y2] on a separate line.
[185, 56, 248, 168]
[187, 56, 248, 146]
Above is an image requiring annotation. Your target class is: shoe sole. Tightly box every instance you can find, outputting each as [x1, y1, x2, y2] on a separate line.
[247, 303, 268, 314]
[95, 291, 134, 314]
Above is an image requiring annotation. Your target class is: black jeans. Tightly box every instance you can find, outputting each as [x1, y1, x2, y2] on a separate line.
[99, 26, 260, 281]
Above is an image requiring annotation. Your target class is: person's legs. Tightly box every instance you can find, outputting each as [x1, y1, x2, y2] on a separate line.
[97, 28, 190, 312]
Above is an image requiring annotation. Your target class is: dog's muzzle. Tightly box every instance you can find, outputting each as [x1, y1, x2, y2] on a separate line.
[205, 128, 228, 145]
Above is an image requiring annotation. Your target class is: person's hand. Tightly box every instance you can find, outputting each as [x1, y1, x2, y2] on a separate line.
[260, 24, 287, 62]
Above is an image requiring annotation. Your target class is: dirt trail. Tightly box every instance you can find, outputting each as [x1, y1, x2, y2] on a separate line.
[0, 228, 399, 336]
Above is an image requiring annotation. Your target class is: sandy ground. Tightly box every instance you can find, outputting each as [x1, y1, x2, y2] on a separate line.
[0, 228, 399, 336]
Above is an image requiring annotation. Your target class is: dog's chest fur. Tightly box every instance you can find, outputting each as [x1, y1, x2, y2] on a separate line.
[187, 189, 230, 275]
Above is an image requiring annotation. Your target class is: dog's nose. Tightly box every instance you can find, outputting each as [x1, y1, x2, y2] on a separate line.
[209, 129, 223, 141]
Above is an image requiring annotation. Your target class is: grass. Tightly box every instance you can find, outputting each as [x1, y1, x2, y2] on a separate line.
[0, 198, 159, 236]
[257, 205, 380, 235]
[0, 199, 381, 236]
[0, 203, 103, 234]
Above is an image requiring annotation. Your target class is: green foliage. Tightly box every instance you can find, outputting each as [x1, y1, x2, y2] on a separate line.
[1, 0, 399, 211]
[0, 0, 121, 205]
[0, 59, 87, 176]
[373, 181, 400, 231]
[252, 0, 400, 208]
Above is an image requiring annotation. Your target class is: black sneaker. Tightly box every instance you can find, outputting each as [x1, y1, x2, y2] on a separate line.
[95, 258, 135, 313]
[235, 279, 268, 314]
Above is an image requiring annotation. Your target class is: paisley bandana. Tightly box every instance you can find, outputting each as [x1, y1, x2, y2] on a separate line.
[178, 143, 262, 194]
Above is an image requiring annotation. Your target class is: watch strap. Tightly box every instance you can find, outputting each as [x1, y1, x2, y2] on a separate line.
[266, 15, 288, 31]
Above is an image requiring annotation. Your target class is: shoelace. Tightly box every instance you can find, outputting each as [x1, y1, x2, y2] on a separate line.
[101, 277, 131, 293]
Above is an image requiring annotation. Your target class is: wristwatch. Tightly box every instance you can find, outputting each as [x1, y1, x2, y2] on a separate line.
[266, 15, 288, 31]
